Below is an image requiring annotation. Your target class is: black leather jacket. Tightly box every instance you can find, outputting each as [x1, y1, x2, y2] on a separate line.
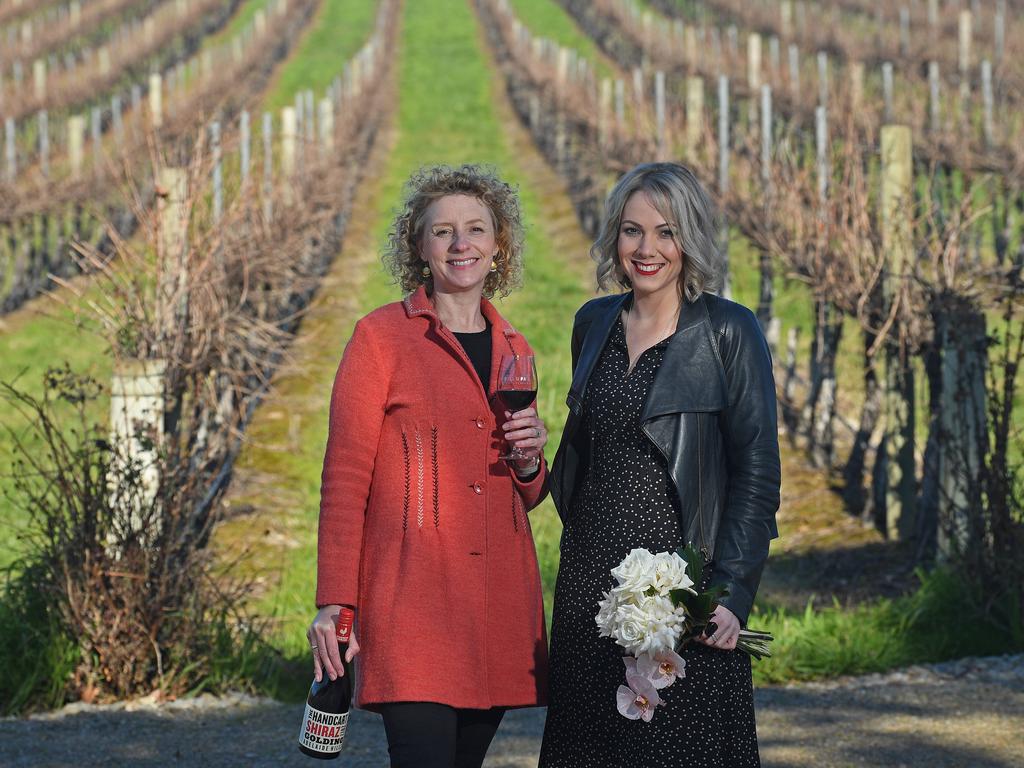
[549, 291, 781, 624]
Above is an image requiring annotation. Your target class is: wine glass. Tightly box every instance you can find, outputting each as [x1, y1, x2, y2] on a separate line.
[496, 354, 538, 462]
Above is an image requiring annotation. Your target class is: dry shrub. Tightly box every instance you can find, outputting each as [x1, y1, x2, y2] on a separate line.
[1, 366, 265, 706]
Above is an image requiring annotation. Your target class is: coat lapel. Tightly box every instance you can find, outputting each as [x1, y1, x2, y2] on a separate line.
[641, 294, 729, 420]
[567, 292, 630, 409]
[403, 286, 522, 404]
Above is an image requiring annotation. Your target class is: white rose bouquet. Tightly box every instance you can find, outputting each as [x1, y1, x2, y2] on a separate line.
[596, 544, 773, 722]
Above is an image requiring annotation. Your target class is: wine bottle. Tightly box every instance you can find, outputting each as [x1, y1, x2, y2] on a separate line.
[298, 607, 355, 760]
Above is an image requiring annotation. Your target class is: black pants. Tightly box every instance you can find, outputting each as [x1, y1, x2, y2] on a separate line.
[379, 702, 505, 768]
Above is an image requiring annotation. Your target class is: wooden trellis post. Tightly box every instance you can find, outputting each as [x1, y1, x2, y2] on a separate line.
[318, 96, 334, 159]
[816, 51, 828, 109]
[614, 78, 625, 130]
[981, 60, 993, 148]
[240, 110, 251, 186]
[849, 61, 864, 111]
[928, 62, 941, 133]
[958, 10, 972, 108]
[748, 33, 761, 121]
[760, 85, 772, 187]
[211, 121, 222, 223]
[994, 0, 1005, 64]
[899, 7, 910, 57]
[654, 70, 666, 159]
[685, 76, 704, 161]
[787, 44, 800, 98]
[91, 107, 101, 176]
[937, 295, 988, 560]
[149, 73, 163, 129]
[880, 124, 916, 540]
[718, 74, 730, 299]
[599, 77, 611, 149]
[262, 111, 273, 222]
[157, 167, 188, 345]
[32, 58, 45, 102]
[281, 106, 297, 178]
[38, 110, 48, 178]
[68, 114, 85, 179]
[109, 358, 167, 544]
[882, 62, 894, 123]
[4, 118, 15, 182]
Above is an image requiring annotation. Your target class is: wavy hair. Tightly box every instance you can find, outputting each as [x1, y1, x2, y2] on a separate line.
[592, 162, 724, 302]
[383, 164, 525, 299]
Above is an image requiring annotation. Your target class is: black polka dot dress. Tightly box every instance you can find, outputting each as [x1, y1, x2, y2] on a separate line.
[539, 317, 760, 768]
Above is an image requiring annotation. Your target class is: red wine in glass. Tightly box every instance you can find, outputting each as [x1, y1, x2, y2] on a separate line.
[497, 354, 538, 461]
[497, 390, 537, 412]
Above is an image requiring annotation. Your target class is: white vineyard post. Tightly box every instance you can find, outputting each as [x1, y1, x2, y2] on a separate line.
[880, 124, 916, 540]
[615, 78, 625, 132]
[761, 84, 772, 188]
[899, 7, 910, 58]
[149, 72, 163, 129]
[38, 110, 48, 178]
[318, 96, 333, 160]
[748, 33, 761, 123]
[109, 358, 167, 550]
[981, 60, 993, 148]
[882, 62, 894, 123]
[816, 50, 828, 110]
[211, 121, 223, 224]
[90, 106, 101, 177]
[599, 77, 611, 150]
[718, 74, 730, 299]
[32, 58, 44, 103]
[262, 111, 273, 223]
[4, 118, 15, 182]
[685, 75, 704, 162]
[68, 114, 85, 179]
[655, 70, 667, 160]
[240, 110, 251, 188]
[787, 43, 800, 99]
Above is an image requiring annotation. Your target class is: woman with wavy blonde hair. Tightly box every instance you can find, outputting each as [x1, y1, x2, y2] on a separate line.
[307, 164, 550, 768]
[541, 162, 780, 767]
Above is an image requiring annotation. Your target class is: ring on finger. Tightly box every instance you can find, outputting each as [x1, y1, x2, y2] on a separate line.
[534, 427, 540, 438]
[310, 644, 318, 651]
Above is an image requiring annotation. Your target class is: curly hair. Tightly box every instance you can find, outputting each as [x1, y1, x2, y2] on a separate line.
[383, 164, 526, 299]
[592, 162, 725, 302]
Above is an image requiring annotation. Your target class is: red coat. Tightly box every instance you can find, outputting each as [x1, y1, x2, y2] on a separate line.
[316, 285, 549, 710]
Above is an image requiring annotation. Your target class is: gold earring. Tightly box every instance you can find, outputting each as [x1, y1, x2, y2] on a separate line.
[489, 258, 498, 272]
[421, 264, 431, 277]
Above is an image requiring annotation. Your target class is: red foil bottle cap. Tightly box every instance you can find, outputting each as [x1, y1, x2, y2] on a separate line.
[336, 607, 355, 642]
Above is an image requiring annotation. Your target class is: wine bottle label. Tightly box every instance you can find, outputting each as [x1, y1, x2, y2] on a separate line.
[298, 702, 349, 754]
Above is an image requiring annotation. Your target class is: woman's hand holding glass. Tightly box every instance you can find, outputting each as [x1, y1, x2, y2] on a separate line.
[502, 407, 548, 475]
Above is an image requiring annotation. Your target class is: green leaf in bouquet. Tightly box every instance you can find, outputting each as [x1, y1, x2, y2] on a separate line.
[676, 543, 705, 587]
[670, 588, 696, 608]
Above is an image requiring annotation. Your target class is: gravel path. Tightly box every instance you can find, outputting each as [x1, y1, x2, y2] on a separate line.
[3, 655, 1021, 767]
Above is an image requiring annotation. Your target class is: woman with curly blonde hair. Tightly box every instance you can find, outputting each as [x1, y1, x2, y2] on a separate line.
[306, 164, 550, 768]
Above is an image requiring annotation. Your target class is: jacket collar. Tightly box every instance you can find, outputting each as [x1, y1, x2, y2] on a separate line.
[403, 284, 520, 341]
[569, 291, 728, 418]
[403, 285, 525, 399]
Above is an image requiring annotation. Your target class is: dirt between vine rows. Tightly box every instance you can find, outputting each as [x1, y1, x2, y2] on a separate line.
[1, 654, 1021, 768]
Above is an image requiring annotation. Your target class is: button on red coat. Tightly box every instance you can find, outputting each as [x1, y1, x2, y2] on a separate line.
[472, 482, 483, 494]
[475, 418, 485, 429]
